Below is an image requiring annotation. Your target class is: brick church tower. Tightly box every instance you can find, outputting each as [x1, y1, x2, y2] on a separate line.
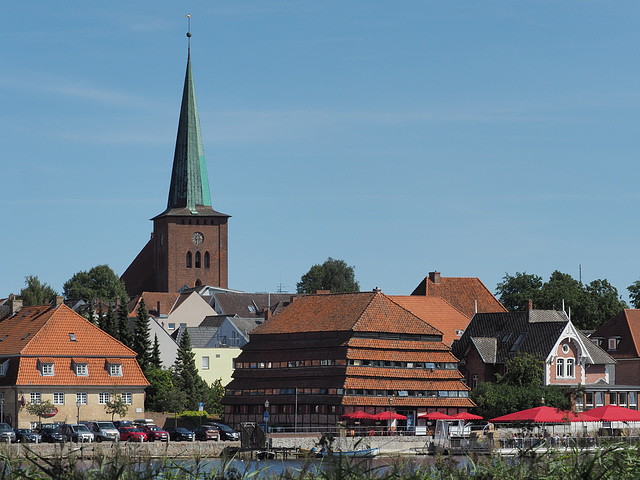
[121, 48, 229, 297]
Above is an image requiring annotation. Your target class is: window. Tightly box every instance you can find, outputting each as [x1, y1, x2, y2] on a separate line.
[472, 374, 479, 389]
[202, 356, 210, 369]
[69, 333, 77, 342]
[41, 363, 54, 376]
[562, 344, 570, 354]
[121, 392, 132, 405]
[99, 392, 110, 404]
[30, 392, 41, 404]
[566, 358, 575, 378]
[76, 392, 87, 405]
[168, 323, 175, 330]
[556, 358, 564, 377]
[109, 363, 122, 376]
[510, 332, 528, 352]
[629, 392, 637, 409]
[53, 392, 64, 405]
[75, 363, 88, 376]
[596, 392, 604, 407]
[180, 323, 186, 328]
[0, 359, 9, 377]
[585, 392, 594, 409]
[204, 252, 210, 268]
[186, 252, 192, 268]
[608, 338, 618, 350]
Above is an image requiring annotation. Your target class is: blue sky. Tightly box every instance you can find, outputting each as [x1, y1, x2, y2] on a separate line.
[2, 1, 640, 304]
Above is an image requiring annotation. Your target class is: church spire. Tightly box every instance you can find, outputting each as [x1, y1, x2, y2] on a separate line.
[165, 28, 212, 214]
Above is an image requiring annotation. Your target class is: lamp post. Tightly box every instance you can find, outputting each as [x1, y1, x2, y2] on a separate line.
[0, 398, 3, 425]
[76, 400, 81, 426]
[264, 399, 270, 449]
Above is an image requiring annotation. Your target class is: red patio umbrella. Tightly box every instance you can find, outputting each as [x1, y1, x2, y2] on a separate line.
[451, 412, 483, 420]
[373, 411, 407, 421]
[418, 412, 454, 420]
[341, 411, 374, 420]
[490, 406, 575, 424]
[584, 405, 640, 422]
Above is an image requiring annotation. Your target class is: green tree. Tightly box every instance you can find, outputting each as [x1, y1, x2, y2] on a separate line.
[132, 298, 152, 374]
[495, 272, 543, 311]
[583, 279, 627, 329]
[102, 305, 118, 338]
[20, 275, 58, 306]
[151, 334, 162, 369]
[144, 368, 174, 412]
[203, 378, 225, 417]
[117, 299, 133, 348]
[297, 257, 360, 294]
[628, 280, 640, 309]
[25, 400, 58, 427]
[471, 353, 570, 420]
[63, 264, 127, 303]
[173, 329, 206, 411]
[105, 394, 128, 422]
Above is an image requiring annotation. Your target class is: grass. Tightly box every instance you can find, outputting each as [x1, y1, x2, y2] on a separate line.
[1, 441, 640, 479]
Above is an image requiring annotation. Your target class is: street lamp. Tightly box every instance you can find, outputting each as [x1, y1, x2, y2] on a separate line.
[76, 400, 81, 426]
[0, 398, 4, 425]
[264, 400, 270, 449]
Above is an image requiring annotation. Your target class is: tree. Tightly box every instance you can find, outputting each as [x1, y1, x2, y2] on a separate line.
[151, 334, 162, 369]
[25, 400, 58, 427]
[173, 329, 206, 411]
[63, 264, 127, 303]
[628, 281, 640, 309]
[105, 394, 128, 422]
[102, 305, 118, 338]
[471, 352, 570, 420]
[203, 378, 226, 417]
[144, 368, 174, 412]
[296, 257, 360, 294]
[495, 272, 543, 311]
[20, 275, 58, 306]
[583, 279, 627, 330]
[117, 299, 133, 348]
[132, 298, 152, 374]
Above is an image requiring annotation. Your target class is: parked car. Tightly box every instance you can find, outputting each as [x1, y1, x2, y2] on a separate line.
[61, 424, 94, 443]
[192, 425, 220, 441]
[205, 423, 240, 441]
[0, 423, 16, 443]
[114, 420, 133, 429]
[118, 426, 147, 442]
[139, 425, 169, 442]
[166, 427, 195, 442]
[14, 428, 42, 443]
[88, 421, 119, 442]
[38, 424, 64, 443]
[133, 418, 155, 427]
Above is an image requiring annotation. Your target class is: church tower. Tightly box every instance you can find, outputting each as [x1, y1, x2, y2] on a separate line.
[122, 44, 229, 297]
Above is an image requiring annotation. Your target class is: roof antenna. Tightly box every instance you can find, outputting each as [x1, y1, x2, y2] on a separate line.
[186, 14, 192, 60]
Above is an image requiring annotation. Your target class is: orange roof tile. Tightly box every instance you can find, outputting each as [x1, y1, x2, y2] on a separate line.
[390, 296, 471, 346]
[411, 274, 507, 318]
[346, 337, 452, 352]
[254, 291, 442, 337]
[346, 366, 463, 380]
[342, 397, 475, 408]
[344, 378, 469, 391]
[345, 350, 458, 363]
[128, 292, 186, 317]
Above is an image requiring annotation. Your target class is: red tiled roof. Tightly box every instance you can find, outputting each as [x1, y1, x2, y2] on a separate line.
[342, 397, 475, 408]
[591, 309, 640, 358]
[128, 292, 191, 317]
[345, 350, 458, 363]
[253, 291, 442, 336]
[411, 274, 507, 318]
[390, 296, 471, 346]
[346, 337, 451, 351]
[344, 378, 469, 391]
[346, 366, 463, 380]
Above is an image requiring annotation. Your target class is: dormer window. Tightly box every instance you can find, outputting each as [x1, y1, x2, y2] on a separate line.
[74, 361, 88, 376]
[40, 362, 54, 376]
[0, 359, 9, 377]
[608, 337, 620, 351]
[108, 362, 122, 377]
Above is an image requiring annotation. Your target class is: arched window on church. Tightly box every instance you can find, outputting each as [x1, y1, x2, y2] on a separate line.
[195, 251, 201, 268]
[204, 252, 210, 268]
[195, 279, 202, 287]
[186, 252, 192, 268]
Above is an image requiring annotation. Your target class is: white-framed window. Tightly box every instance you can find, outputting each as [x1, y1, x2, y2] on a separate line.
[629, 392, 638, 409]
[98, 392, 110, 404]
[556, 358, 564, 377]
[562, 344, 570, 354]
[121, 392, 132, 405]
[75, 363, 88, 376]
[0, 359, 9, 377]
[168, 323, 175, 330]
[596, 391, 605, 407]
[76, 392, 87, 405]
[30, 392, 41, 404]
[609, 338, 618, 350]
[202, 356, 210, 369]
[566, 358, 575, 378]
[41, 363, 54, 376]
[109, 363, 122, 376]
[53, 392, 64, 405]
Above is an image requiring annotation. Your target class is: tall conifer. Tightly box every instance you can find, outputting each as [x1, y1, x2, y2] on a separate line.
[132, 298, 152, 374]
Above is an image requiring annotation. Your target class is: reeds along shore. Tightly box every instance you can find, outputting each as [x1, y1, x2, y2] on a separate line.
[2, 441, 640, 479]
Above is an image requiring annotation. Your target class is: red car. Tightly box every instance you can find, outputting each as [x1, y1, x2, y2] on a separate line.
[192, 425, 220, 441]
[118, 426, 147, 442]
[139, 425, 169, 442]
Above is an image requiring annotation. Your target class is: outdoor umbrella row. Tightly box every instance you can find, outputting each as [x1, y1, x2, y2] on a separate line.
[489, 405, 640, 424]
[341, 411, 407, 421]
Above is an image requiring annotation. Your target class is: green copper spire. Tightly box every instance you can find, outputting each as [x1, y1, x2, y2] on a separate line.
[166, 56, 212, 213]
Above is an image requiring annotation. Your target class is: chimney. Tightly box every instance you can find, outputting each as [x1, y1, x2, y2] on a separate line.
[526, 299, 533, 311]
[55, 296, 64, 306]
[429, 271, 441, 284]
[263, 308, 271, 321]
[10, 299, 23, 314]
[157, 301, 161, 316]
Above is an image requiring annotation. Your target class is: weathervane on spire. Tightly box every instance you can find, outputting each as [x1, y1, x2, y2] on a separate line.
[186, 14, 192, 59]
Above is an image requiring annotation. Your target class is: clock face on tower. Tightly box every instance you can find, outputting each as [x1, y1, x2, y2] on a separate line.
[192, 232, 204, 245]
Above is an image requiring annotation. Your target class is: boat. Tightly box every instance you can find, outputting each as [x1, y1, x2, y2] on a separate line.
[327, 447, 379, 458]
